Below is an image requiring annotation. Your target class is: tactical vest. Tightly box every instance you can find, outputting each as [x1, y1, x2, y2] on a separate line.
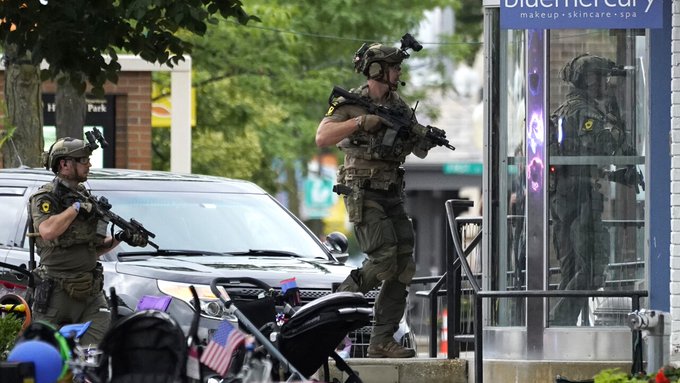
[31, 180, 107, 273]
[336, 86, 418, 191]
[549, 89, 622, 158]
[549, 90, 624, 188]
[337, 86, 419, 162]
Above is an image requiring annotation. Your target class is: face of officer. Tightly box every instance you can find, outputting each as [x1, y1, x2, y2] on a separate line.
[582, 71, 610, 100]
[59, 156, 91, 183]
[385, 63, 403, 91]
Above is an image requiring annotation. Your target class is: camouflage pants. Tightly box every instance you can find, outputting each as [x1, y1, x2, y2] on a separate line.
[33, 282, 111, 347]
[337, 190, 416, 346]
[549, 178, 609, 326]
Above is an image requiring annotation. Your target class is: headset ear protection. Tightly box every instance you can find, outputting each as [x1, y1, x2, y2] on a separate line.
[560, 53, 590, 85]
[367, 62, 384, 79]
[43, 142, 56, 171]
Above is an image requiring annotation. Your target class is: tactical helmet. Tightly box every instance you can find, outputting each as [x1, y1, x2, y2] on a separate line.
[45, 137, 92, 173]
[560, 53, 617, 89]
[354, 43, 409, 79]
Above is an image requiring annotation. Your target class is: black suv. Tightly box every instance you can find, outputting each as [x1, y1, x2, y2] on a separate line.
[0, 167, 414, 357]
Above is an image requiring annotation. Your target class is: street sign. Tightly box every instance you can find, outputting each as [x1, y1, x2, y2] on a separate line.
[442, 162, 483, 175]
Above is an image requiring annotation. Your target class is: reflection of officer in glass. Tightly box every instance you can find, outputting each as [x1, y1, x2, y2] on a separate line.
[549, 54, 636, 326]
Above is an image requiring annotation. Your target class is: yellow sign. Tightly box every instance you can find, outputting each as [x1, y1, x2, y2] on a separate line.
[151, 83, 197, 128]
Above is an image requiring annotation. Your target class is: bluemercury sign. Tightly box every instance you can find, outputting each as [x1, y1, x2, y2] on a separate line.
[500, 0, 662, 29]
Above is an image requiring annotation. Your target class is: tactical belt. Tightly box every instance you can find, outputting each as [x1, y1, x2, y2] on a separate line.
[42, 263, 103, 301]
[342, 167, 405, 192]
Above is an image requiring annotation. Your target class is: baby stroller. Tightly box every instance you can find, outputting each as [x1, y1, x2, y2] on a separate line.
[210, 277, 371, 383]
[94, 309, 188, 383]
[93, 287, 190, 383]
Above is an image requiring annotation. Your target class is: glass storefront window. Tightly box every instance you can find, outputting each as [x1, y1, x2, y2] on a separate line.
[547, 29, 646, 327]
[491, 28, 647, 328]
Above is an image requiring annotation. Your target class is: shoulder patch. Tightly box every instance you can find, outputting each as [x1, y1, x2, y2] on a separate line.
[39, 198, 52, 214]
[583, 119, 594, 131]
[325, 100, 339, 117]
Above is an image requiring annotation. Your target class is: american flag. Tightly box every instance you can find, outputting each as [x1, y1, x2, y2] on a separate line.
[200, 320, 246, 376]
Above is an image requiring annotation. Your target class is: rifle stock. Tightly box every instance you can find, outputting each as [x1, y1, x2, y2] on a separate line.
[330, 86, 455, 151]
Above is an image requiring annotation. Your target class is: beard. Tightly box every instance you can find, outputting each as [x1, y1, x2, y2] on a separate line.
[69, 168, 88, 183]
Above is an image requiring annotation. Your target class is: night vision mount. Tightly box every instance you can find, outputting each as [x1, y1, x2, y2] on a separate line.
[85, 127, 109, 151]
[400, 33, 423, 55]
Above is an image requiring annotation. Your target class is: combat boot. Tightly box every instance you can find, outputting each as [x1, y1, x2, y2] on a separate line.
[367, 340, 416, 358]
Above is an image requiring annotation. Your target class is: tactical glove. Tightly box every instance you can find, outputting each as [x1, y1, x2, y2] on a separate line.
[360, 114, 388, 132]
[72, 201, 94, 215]
[115, 230, 149, 247]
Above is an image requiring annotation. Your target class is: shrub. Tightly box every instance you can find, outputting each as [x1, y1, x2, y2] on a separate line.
[595, 367, 680, 383]
[0, 313, 23, 360]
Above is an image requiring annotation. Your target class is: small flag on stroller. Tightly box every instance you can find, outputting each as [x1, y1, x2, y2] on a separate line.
[200, 320, 246, 376]
[280, 277, 301, 306]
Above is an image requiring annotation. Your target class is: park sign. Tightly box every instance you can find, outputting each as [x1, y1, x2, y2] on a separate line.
[500, 0, 662, 29]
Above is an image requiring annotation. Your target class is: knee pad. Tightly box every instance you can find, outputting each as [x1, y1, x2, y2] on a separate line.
[397, 257, 416, 285]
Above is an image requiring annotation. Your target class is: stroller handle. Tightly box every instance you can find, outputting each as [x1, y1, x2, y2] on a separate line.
[209, 277, 309, 382]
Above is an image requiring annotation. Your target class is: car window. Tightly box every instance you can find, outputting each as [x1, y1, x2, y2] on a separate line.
[0, 186, 28, 247]
[96, 190, 329, 259]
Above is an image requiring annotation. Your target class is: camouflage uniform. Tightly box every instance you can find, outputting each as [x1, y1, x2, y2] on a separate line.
[325, 84, 431, 351]
[548, 54, 623, 325]
[29, 141, 111, 345]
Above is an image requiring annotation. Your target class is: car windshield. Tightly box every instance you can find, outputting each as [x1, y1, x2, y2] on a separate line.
[96, 190, 329, 259]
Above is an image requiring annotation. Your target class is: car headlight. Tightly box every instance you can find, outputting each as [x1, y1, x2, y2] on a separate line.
[157, 280, 229, 319]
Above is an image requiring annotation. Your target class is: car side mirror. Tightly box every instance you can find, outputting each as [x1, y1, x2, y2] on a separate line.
[324, 232, 349, 263]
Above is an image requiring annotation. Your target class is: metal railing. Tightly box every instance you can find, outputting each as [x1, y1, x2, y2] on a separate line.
[413, 199, 649, 383]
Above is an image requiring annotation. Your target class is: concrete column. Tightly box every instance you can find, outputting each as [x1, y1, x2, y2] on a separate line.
[670, 0, 680, 364]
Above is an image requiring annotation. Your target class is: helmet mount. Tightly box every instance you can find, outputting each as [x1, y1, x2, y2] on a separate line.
[44, 127, 108, 173]
[560, 53, 626, 89]
[353, 33, 422, 82]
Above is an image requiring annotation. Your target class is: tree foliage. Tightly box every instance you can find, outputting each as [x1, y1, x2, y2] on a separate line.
[0, 0, 258, 96]
[153, 0, 481, 198]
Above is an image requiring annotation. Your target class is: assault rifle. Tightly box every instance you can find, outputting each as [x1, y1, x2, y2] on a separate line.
[66, 186, 159, 249]
[329, 86, 456, 153]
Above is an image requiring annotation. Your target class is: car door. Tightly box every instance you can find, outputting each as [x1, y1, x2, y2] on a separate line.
[0, 179, 37, 268]
[0, 178, 37, 293]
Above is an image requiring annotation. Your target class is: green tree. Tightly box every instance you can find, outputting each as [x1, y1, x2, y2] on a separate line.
[0, 0, 257, 167]
[152, 0, 480, 210]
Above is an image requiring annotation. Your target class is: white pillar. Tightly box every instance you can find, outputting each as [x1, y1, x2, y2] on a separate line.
[171, 62, 192, 174]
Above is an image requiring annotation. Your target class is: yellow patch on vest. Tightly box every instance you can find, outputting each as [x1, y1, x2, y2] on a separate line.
[583, 119, 594, 131]
[40, 200, 51, 213]
[325, 101, 338, 117]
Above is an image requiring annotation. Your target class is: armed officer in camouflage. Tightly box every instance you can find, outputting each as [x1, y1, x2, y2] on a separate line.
[548, 54, 642, 325]
[315, 39, 435, 358]
[29, 137, 147, 346]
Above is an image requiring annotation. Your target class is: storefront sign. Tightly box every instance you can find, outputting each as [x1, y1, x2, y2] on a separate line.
[500, 0, 662, 29]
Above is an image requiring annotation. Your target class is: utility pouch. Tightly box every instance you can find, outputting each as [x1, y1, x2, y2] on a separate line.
[346, 187, 364, 224]
[33, 277, 55, 314]
[93, 263, 104, 292]
[96, 218, 109, 238]
[61, 272, 94, 301]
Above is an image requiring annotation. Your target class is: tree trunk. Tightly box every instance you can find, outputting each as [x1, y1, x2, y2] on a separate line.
[55, 72, 86, 139]
[2, 44, 44, 168]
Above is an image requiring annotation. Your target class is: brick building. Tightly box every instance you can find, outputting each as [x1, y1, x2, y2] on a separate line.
[0, 55, 192, 171]
[0, 70, 152, 170]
